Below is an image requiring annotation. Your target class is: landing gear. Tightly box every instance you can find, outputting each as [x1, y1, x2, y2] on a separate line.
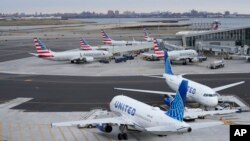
[118, 133, 128, 140]
[182, 61, 187, 65]
[118, 125, 128, 140]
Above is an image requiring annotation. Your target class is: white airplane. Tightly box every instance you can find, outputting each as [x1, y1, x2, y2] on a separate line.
[142, 38, 198, 64]
[176, 20, 221, 36]
[80, 37, 153, 54]
[115, 50, 244, 107]
[52, 80, 222, 140]
[143, 28, 154, 42]
[30, 38, 112, 64]
[101, 29, 145, 46]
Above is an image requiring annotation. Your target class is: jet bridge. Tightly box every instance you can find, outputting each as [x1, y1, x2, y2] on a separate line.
[218, 95, 250, 111]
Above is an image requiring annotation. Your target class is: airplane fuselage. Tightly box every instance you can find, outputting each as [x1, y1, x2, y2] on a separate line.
[164, 74, 218, 107]
[41, 50, 111, 61]
[110, 95, 191, 135]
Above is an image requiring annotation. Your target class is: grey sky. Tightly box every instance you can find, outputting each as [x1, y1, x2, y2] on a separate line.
[1, 0, 250, 14]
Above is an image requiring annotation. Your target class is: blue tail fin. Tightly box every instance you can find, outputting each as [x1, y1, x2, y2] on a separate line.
[164, 50, 174, 75]
[165, 80, 188, 121]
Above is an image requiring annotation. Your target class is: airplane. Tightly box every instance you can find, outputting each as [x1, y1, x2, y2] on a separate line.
[143, 28, 154, 42]
[30, 38, 112, 64]
[52, 80, 222, 140]
[176, 20, 221, 36]
[142, 38, 199, 64]
[101, 29, 145, 46]
[115, 50, 245, 107]
[80, 37, 153, 54]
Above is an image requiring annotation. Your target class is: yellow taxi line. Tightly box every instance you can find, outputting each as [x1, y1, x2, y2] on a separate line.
[67, 127, 78, 141]
[58, 127, 67, 141]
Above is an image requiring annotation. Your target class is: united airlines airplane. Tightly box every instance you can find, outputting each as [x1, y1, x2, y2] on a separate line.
[52, 80, 221, 140]
[30, 38, 112, 64]
[115, 50, 244, 107]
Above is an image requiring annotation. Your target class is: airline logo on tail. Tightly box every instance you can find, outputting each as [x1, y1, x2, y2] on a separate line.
[164, 50, 174, 75]
[211, 20, 221, 30]
[101, 30, 112, 45]
[144, 29, 153, 42]
[144, 29, 149, 41]
[80, 38, 92, 50]
[166, 80, 188, 121]
[33, 38, 53, 58]
[153, 38, 164, 55]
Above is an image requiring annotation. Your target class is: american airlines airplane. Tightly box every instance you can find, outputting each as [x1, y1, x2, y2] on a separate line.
[142, 38, 198, 64]
[143, 28, 154, 42]
[101, 29, 145, 46]
[115, 50, 244, 107]
[52, 80, 222, 140]
[176, 20, 221, 36]
[80, 37, 153, 54]
[30, 38, 112, 64]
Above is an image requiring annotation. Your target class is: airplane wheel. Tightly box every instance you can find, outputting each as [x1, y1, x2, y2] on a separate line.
[122, 133, 128, 140]
[182, 61, 187, 65]
[118, 133, 123, 140]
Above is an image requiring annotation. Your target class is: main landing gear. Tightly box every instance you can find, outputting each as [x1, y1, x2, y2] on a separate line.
[118, 125, 128, 140]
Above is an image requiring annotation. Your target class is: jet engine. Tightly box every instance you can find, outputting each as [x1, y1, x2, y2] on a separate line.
[164, 96, 174, 106]
[97, 124, 112, 133]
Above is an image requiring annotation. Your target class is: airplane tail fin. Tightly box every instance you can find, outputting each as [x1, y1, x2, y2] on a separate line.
[80, 38, 92, 50]
[144, 28, 149, 41]
[33, 38, 53, 58]
[165, 80, 188, 121]
[164, 50, 174, 75]
[101, 30, 112, 44]
[153, 38, 161, 52]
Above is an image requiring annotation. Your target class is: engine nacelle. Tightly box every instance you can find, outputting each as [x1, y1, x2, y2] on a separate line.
[97, 124, 112, 133]
[164, 96, 174, 106]
[177, 127, 192, 133]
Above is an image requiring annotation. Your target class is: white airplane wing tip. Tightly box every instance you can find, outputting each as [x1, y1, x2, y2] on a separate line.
[213, 81, 245, 92]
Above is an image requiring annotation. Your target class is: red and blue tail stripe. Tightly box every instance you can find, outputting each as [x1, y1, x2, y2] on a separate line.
[153, 38, 163, 55]
[33, 38, 53, 58]
[80, 38, 92, 50]
[100, 30, 112, 44]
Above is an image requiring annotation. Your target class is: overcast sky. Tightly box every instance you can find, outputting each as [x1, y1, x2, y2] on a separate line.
[1, 0, 250, 14]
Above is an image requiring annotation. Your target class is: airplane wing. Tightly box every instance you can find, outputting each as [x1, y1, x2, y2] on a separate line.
[142, 75, 164, 79]
[141, 53, 158, 58]
[212, 81, 245, 92]
[70, 56, 94, 62]
[52, 116, 134, 127]
[114, 88, 176, 96]
[184, 109, 239, 120]
[188, 121, 223, 130]
[29, 53, 39, 57]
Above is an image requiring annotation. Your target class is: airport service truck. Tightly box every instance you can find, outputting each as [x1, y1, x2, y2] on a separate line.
[209, 59, 225, 69]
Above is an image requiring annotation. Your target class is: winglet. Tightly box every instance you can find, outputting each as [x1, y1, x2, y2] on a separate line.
[165, 80, 188, 121]
[164, 50, 174, 75]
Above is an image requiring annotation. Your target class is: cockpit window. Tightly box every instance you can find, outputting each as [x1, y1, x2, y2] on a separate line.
[203, 94, 217, 97]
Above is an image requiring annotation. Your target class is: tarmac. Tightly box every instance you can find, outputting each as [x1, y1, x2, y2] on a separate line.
[0, 23, 250, 141]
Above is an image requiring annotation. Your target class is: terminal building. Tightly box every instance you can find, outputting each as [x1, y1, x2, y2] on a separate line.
[163, 26, 250, 55]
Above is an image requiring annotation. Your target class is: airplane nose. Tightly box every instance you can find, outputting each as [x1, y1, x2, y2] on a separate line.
[213, 96, 219, 106]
